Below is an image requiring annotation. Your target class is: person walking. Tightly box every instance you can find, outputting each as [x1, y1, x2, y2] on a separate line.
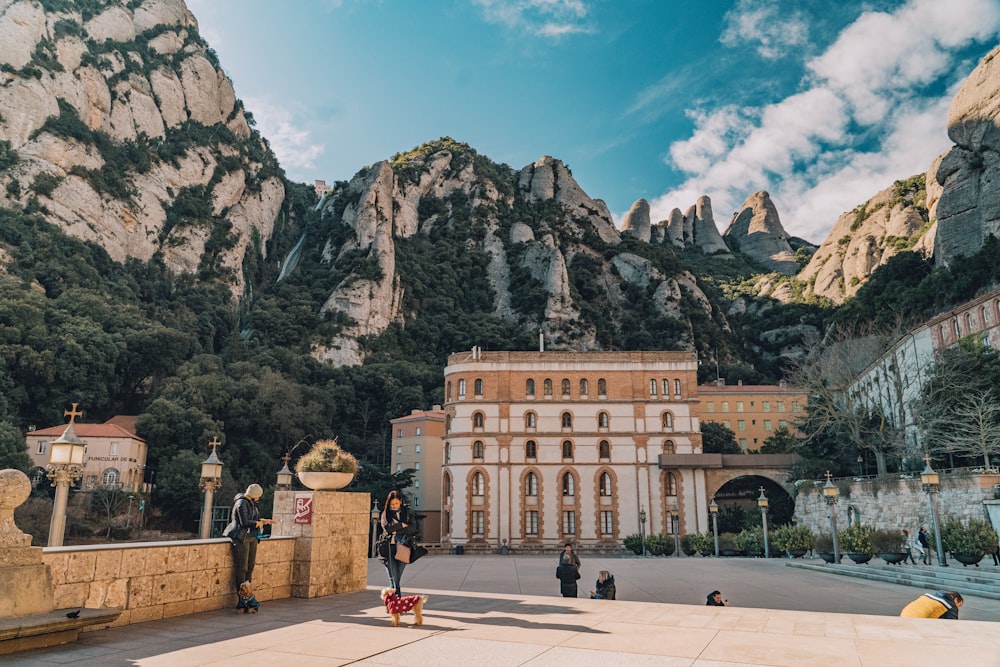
[379, 490, 415, 597]
[223, 483, 271, 591]
[902, 529, 917, 565]
[900, 591, 963, 619]
[590, 571, 616, 599]
[556, 543, 581, 597]
[918, 526, 932, 565]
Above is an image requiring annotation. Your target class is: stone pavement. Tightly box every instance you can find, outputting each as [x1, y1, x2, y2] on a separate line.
[9, 555, 1000, 667]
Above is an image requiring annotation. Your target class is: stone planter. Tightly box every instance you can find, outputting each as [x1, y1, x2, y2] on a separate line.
[699, 549, 714, 557]
[953, 553, 983, 567]
[879, 552, 907, 565]
[297, 471, 354, 490]
[817, 552, 841, 563]
[847, 552, 872, 564]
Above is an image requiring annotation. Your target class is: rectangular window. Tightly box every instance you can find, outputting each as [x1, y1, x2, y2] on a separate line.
[762, 401, 770, 413]
[739, 438, 747, 451]
[415, 480, 420, 488]
[415, 444, 421, 453]
[779, 420, 787, 429]
[416, 427, 422, 436]
[723, 420, 731, 430]
[764, 420, 772, 431]
[792, 401, 801, 412]
[600, 510, 614, 535]
[736, 402, 744, 412]
[721, 401, 729, 412]
[777, 401, 785, 412]
[110, 442, 119, 455]
[397, 429, 402, 439]
[397, 446, 402, 455]
[396, 463, 401, 472]
[706, 402, 714, 413]
[737, 420, 746, 431]
[415, 462, 421, 470]
[650, 379, 658, 396]
[472, 511, 484, 535]
[37, 441, 47, 455]
[526, 510, 538, 535]
[458, 379, 466, 397]
[562, 511, 576, 535]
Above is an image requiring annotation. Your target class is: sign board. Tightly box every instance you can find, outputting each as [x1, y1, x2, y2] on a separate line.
[294, 495, 313, 524]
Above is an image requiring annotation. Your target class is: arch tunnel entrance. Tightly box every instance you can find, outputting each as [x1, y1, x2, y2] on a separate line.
[712, 475, 794, 534]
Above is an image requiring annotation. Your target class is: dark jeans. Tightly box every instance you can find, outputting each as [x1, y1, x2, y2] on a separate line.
[232, 536, 258, 588]
[384, 556, 406, 595]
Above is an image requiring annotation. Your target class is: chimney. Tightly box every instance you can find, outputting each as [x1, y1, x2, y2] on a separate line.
[539, 332, 545, 352]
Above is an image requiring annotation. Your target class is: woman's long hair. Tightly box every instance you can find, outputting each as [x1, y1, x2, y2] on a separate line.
[383, 489, 404, 514]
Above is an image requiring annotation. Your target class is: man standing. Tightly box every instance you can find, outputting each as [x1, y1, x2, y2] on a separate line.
[918, 526, 932, 565]
[557, 543, 581, 597]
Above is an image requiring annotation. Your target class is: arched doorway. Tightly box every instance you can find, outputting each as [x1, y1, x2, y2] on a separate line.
[711, 475, 794, 533]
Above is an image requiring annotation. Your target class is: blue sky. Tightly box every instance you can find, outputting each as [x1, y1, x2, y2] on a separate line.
[186, 0, 999, 243]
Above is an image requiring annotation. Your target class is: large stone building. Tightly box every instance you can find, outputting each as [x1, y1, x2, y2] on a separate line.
[698, 380, 807, 451]
[440, 348, 703, 551]
[389, 406, 445, 543]
[26, 416, 147, 492]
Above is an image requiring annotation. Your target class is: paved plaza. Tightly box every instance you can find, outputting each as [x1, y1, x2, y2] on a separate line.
[9, 555, 1000, 666]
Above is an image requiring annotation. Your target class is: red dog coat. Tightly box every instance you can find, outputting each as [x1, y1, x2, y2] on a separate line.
[384, 591, 421, 614]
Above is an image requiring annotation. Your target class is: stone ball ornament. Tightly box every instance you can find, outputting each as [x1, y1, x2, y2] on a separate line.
[0, 468, 32, 547]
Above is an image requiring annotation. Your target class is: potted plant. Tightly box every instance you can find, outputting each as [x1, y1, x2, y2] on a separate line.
[871, 529, 907, 565]
[773, 524, 815, 557]
[680, 534, 696, 556]
[718, 532, 741, 556]
[688, 531, 715, 556]
[839, 525, 875, 564]
[941, 517, 999, 567]
[647, 533, 674, 556]
[735, 526, 765, 557]
[295, 438, 358, 490]
[814, 533, 840, 563]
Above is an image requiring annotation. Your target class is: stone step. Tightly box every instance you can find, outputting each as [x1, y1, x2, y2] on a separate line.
[786, 561, 1000, 601]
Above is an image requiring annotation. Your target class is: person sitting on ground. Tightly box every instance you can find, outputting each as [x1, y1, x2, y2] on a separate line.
[706, 590, 729, 606]
[899, 590, 963, 619]
[590, 571, 616, 599]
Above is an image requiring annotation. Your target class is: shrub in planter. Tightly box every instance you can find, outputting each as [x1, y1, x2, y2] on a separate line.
[296, 438, 358, 473]
[941, 517, 999, 559]
[735, 526, 765, 556]
[839, 525, 875, 557]
[773, 524, 815, 554]
[623, 533, 644, 555]
[815, 533, 834, 554]
[718, 532, 739, 554]
[870, 528, 906, 553]
[688, 531, 715, 555]
[680, 534, 696, 556]
[647, 533, 674, 556]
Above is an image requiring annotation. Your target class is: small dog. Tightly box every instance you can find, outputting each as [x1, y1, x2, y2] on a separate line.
[237, 581, 260, 614]
[380, 588, 428, 627]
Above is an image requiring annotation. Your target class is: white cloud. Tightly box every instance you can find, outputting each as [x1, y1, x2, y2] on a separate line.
[646, 0, 1000, 242]
[720, 0, 810, 60]
[474, 0, 594, 37]
[244, 97, 325, 174]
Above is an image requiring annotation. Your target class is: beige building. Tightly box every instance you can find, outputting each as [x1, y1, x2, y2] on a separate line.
[698, 380, 807, 451]
[389, 406, 445, 542]
[26, 416, 147, 492]
[440, 349, 704, 551]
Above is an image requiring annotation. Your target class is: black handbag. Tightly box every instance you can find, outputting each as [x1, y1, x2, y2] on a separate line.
[409, 544, 428, 562]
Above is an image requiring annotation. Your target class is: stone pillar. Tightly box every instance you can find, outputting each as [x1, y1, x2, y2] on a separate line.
[0, 469, 55, 617]
[272, 490, 370, 598]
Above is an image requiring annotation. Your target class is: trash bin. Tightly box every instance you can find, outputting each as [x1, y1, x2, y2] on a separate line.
[455, 545, 464, 555]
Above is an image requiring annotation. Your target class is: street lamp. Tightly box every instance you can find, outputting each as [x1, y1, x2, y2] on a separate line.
[276, 453, 294, 490]
[757, 487, 769, 558]
[709, 498, 720, 557]
[822, 471, 840, 563]
[370, 499, 381, 558]
[47, 404, 86, 547]
[198, 437, 223, 539]
[639, 506, 647, 557]
[670, 503, 680, 557]
[921, 455, 947, 567]
[857, 455, 863, 476]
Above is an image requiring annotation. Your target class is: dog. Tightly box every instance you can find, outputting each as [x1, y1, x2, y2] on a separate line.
[380, 588, 428, 627]
[237, 581, 260, 614]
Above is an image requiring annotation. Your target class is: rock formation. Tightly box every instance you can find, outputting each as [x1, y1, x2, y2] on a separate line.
[657, 195, 730, 255]
[621, 199, 651, 242]
[724, 191, 798, 274]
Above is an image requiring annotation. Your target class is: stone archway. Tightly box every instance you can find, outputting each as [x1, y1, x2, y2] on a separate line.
[709, 474, 795, 533]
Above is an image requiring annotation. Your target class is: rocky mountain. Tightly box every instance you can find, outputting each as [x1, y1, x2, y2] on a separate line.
[0, 0, 283, 297]
[724, 191, 800, 275]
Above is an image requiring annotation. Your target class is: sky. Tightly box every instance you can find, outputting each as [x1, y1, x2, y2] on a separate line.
[185, 0, 1000, 244]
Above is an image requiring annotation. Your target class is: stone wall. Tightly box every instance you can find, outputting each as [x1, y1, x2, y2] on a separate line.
[794, 473, 1000, 536]
[41, 537, 295, 627]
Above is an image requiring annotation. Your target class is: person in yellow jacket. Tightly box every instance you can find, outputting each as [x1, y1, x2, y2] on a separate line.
[899, 590, 963, 619]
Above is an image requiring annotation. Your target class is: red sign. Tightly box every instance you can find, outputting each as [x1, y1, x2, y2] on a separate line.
[294, 495, 313, 524]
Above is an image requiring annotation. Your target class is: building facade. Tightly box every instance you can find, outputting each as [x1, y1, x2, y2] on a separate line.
[26, 417, 147, 492]
[440, 349, 703, 550]
[698, 380, 808, 451]
[389, 406, 445, 542]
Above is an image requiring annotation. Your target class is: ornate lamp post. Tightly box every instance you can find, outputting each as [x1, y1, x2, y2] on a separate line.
[822, 471, 840, 564]
[276, 453, 294, 490]
[370, 499, 381, 558]
[921, 455, 947, 567]
[709, 498, 720, 557]
[757, 487, 769, 558]
[47, 404, 86, 547]
[670, 503, 680, 557]
[639, 506, 647, 557]
[198, 437, 223, 539]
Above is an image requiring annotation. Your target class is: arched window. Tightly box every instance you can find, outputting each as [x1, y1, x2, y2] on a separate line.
[525, 472, 538, 496]
[982, 306, 990, 325]
[579, 378, 589, 396]
[445, 414, 452, 433]
[599, 440, 610, 459]
[562, 472, 575, 496]
[473, 440, 484, 459]
[526, 378, 535, 395]
[664, 472, 676, 496]
[562, 440, 574, 459]
[445, 442, 451, 463]
[662, 379, 670, 396]
[599, 472, 612, 496]
[473, 412, 485, 428]
[543, 378, 553, 396]
[598, 412, 609, 429]
[443, 472, 452, 501]
[953, 318, 960, 336]
[474, 378, 484, 396]
[103, 468, 120, 486]
[597, 378, 607, 396]
[561, 378, 571, 395]
[525, 440, 537, 458]
[674, 379, 682, 397]
[662, 439, 675, 454]
[561, 412, 573, 429]
[662, 412, 673, 430]
[525, 412, 537, 429]
[459, 379, 467, 397]
[650, 379, 658, 396]
[446, 381, 452, 401]
[472, 472, 485, 496]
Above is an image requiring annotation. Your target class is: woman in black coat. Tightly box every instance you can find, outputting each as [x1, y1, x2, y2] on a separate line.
[379, 490, 414, 596]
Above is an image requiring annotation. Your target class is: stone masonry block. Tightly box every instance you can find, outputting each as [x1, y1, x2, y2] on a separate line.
[65, 551, 97, 583]
[52, 582, 88, 609]
[119, 549, 147, 578]
[127, 575, 154, 608]
[145, 547, 170, 574]
[93, 549, 122, 580]
[166, 545, 191, 573]
[150, 571, 194, 605]
[41, 552, 68, 584]
[85, 577, 127, 609]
